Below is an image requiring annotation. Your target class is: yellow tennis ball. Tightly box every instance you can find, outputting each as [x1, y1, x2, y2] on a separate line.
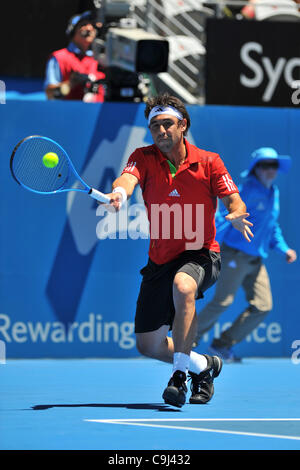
[42, 152, 59, 168]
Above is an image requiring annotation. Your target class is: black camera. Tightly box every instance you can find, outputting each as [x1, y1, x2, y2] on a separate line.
[61, 2, 169, 102]
[97, 26, 169, 101]
[70, 71, 104, 94]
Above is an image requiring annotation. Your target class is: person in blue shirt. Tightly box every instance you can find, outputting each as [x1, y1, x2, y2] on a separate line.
[193, 147, 297, 361]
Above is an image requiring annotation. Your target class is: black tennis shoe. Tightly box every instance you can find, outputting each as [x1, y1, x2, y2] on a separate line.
[189, 354, 223, 404]
[162, 370, 187, 408]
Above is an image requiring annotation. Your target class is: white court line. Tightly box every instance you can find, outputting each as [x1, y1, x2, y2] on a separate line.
[86, 418, 300, 422]
[84, 418, 300, 441]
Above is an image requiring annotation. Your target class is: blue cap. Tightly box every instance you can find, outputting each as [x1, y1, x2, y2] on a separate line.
[241, 147, 291, 178]
[66, 11, 94, 37]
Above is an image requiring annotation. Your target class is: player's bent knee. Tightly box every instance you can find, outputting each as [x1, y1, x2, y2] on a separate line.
[173, 273, 197, 299]
[136, 336, 156, 358]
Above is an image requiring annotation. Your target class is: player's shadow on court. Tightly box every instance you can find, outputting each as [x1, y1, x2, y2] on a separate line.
[31, 403, 181, 412]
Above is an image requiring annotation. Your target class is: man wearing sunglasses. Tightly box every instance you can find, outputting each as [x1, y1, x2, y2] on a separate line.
[194, 147, 297, 362]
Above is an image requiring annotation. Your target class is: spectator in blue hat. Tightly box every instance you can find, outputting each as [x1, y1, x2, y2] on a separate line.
[44, 11, 105, 102]
[193, 147, 297, 362]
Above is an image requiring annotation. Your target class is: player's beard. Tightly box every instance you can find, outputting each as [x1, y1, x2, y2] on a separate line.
[155, 132, 183, 155]
[156, 136, 173, 153]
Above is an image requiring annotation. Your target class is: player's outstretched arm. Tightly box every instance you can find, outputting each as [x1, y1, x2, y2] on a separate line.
[221, 193, 254, 242]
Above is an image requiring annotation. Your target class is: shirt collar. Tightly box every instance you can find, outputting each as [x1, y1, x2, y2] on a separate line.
[184, 139, 196, 164]
[67, 42, 94, 56]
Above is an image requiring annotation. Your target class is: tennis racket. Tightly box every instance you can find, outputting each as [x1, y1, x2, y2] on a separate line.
[10, 135, 110, 203]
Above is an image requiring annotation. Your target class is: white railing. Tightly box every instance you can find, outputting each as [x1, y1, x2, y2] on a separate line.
[130, 0, 213, 102]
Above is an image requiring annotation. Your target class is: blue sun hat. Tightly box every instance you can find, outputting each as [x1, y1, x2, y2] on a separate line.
[241, 147, 292, 178]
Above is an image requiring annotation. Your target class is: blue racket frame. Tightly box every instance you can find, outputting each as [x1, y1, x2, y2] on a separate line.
[10, 135, 110, 203]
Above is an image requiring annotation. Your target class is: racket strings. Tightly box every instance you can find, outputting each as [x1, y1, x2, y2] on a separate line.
[11, 137, 70, 192]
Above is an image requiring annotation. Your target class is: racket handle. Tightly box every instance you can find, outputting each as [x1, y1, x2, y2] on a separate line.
[88, 188, 111, 203]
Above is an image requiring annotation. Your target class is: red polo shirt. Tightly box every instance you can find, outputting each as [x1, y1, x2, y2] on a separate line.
[122, 139, 238, 264]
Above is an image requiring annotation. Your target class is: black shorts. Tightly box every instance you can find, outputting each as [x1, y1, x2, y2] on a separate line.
[135, 248, 221, 333]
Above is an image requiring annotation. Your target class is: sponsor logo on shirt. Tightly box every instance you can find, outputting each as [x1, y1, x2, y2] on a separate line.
[168, 189, 181, 197]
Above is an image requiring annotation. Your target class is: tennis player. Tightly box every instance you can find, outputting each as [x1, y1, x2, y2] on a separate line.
[105, 94, 253, 408]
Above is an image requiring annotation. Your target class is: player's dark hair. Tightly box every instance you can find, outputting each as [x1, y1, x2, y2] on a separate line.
[144, 93, 191, 136]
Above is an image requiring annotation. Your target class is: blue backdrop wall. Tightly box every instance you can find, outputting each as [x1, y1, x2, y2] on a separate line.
[0, 100, 299, 358]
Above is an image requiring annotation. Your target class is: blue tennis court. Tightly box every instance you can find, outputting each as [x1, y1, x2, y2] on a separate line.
[1, 357, 300, 450]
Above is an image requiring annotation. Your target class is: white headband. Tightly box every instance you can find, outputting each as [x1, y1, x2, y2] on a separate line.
[148, 106, 183, 125]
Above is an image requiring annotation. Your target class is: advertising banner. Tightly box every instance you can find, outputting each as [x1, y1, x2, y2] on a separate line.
[205, 18, 300, 107]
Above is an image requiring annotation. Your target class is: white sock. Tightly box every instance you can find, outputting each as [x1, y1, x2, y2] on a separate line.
[189, 352, 208, 374]
[173, 352, 190, 376]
